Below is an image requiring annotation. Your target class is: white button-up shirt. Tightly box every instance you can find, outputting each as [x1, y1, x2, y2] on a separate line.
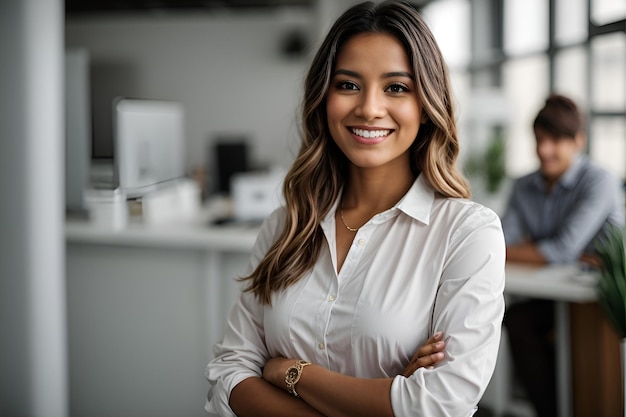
[205, 174, 506, 417]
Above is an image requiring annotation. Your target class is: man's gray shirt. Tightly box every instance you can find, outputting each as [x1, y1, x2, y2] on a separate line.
[501, 155, 625, 263]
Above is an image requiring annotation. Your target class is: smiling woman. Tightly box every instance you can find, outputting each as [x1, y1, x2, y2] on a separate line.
[204, 2, 506, 417]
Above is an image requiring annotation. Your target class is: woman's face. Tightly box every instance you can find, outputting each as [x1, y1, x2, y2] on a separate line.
[326, 32, 423, 174]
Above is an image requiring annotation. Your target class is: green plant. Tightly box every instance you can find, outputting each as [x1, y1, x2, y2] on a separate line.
[595, 224, 626, 338]
[464, 129, 506, 194]
[484, 131, 506, 193]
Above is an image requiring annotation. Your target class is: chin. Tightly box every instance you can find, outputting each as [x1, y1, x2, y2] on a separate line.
[541, 168, 564, 180]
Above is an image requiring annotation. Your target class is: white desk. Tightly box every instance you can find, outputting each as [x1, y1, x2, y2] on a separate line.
[505, 263, 597, 302]
[504, 263, 599, 417]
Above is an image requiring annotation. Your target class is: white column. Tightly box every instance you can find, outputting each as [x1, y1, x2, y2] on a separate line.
[0, 0, 68, 416]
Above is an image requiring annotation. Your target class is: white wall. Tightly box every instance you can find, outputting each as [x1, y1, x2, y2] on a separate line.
[65, 10, 315, 177]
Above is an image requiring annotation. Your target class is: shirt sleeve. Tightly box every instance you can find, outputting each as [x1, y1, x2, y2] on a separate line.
[390, 204, 506, 417]
[204, 209, 285, 417]
[538, 170, 622, 263]
[500, 180, 525, 245]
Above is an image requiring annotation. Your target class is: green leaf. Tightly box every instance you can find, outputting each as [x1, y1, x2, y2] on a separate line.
[594, 224, 626, 338]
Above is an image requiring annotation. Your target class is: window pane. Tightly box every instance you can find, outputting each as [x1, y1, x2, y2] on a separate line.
[590, 117, 626, 179]
[591, 0, 626, 25]
[423, 0, 471, 68]
[504, 0, 549, 55]
[591, 32, 626, 112]
[471, 68, 500, 89]
[503, 56, 550, 176]
[554, 46, 588, 108]
[450, 69, 471, 109]
[555, 0, 587, 45]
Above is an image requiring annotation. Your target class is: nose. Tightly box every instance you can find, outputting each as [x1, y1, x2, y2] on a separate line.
[354, 89, 386, 121]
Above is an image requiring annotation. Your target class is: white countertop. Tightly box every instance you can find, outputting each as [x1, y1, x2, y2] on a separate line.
[65, 219, 260, 252]
[66, 194, 263, 252]
[505, 262, 598, 302]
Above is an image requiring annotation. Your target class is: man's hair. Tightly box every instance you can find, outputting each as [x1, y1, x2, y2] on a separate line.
[533, 94, 584, 139]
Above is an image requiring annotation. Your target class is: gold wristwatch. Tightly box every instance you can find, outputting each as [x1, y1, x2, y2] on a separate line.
[285, 360, 312, 397]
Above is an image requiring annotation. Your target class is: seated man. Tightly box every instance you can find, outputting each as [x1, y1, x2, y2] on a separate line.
[501, 94, 624, 417]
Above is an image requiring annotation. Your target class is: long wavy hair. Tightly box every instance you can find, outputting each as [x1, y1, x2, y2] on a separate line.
[242, 0, 470, 304]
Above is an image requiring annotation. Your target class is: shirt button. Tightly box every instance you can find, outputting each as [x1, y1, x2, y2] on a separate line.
[357, 238, 366, 246]
[318, 343, 325, 350]
[328, 295, 336, 301]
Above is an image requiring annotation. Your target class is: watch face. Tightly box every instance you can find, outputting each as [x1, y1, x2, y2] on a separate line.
[287, 368, 299, 381]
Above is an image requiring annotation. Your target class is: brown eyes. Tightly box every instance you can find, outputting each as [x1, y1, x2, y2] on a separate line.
[333, 81, 411, 94]
[385, 83, 410, 93]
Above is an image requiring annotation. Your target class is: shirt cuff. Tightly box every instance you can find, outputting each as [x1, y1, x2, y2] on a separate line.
[204, 376, 247, 417]
[537, 240, 567, 264]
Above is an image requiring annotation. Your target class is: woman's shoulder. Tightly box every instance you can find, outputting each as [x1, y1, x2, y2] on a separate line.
[431, 197, 504, 252]
[433, 195, 502, 228]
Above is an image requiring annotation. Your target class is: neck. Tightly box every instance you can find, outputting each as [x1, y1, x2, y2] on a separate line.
[342, 165, 416, 212]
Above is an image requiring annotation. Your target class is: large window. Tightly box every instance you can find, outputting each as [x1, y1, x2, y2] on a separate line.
[555, 0, 587, 45]
[502, 55, 549, 175]
[422, 0, 471, 110]
[422, 0, 472, 161]
[504, 0, 548, 56]
[592, 0, 626, 25]
[469, 0, 626, 182]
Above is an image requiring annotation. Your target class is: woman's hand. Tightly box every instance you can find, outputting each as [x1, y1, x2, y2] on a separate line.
[402, 331, 445, 377]
[263, 357, 296, 390]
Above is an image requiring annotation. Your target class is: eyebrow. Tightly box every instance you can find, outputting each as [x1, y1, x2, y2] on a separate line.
[333, 69, 414, 79]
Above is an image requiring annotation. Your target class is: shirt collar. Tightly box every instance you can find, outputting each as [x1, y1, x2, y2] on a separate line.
[395, 174, 434, 225]
[558, 154, 586, 189]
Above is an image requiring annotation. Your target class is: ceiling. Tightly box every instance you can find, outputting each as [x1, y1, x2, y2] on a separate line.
[66, 0, 431, 16]
[65, 0, 315, 15]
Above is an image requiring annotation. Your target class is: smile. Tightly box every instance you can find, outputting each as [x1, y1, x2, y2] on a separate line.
[350, 128, 392, 139]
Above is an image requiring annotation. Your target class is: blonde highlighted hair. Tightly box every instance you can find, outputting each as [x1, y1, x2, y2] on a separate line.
[242, 0, 470, 304]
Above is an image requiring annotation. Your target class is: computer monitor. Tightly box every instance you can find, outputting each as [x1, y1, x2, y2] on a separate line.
[113, 98, 185, 197]
[65, 48, 92, 215]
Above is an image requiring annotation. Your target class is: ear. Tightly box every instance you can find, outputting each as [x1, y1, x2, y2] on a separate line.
[420, 110, 429, 124]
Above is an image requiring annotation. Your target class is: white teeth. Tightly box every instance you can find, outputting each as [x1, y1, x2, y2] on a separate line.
[351, 128, 390, 139]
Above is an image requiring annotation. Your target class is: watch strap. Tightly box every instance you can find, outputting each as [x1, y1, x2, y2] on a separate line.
[285, 360, 312, 397]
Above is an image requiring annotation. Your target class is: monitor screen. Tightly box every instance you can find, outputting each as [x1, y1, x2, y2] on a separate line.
[113, 98, 185, 197]
[65, 48, 92, 214]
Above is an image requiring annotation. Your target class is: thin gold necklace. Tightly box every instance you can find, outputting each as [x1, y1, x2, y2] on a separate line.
[339, 206, 359, 232]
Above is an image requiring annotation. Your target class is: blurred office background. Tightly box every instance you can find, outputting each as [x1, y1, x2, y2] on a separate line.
[63, 0, 626, 198]
[1, 0, 624, 416]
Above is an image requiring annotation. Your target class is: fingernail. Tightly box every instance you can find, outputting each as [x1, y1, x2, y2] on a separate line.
[434, 331, 443, 339]
[435, 341, 444, 348]
[427, 366, 434, 370]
